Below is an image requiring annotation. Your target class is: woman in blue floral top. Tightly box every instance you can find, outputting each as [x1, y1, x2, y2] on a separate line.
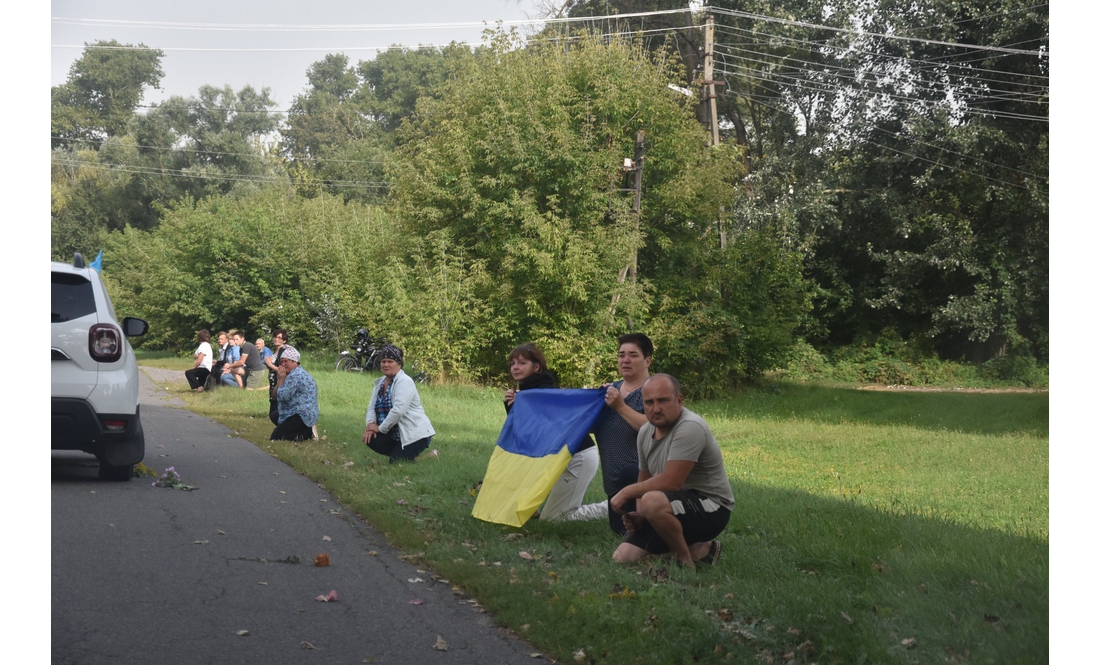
[270, 346, 319, 441]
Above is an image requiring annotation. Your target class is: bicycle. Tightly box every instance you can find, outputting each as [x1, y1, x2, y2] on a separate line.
[335, 328, 386, 372]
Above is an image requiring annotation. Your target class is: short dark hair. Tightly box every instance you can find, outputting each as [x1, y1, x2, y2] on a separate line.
[231, 329, 245, 339]
[617, 333, 653, 359]
[272, 328, 288, 342]
[197, 329, 211, 343]
[216, 330, 228, 339]
[643, 373, 681, 396]
[508, 343, 548, 374]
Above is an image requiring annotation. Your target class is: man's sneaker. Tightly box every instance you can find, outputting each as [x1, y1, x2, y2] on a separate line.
[699, 540, 722, 565]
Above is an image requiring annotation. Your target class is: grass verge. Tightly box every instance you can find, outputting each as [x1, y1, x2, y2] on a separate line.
[141, 354, 1048, 664]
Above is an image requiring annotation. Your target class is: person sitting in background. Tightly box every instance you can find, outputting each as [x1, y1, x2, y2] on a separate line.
[185, 329, 214, 392]
[256, 338, 273, 367]
[504, 343, 605, 522]
[219, 331, 242, 387]
[611, 374, 734, 569]
[231, 331, 264, 390]
[362, 345, 437, 463]
[270, 346, 319, 442]
[210, 330, 230, 385]
[265, 329, 288, 425]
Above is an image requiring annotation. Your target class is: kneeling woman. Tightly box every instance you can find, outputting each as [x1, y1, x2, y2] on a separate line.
[362, 345, 437, 462]
[505, 343, 605, 522]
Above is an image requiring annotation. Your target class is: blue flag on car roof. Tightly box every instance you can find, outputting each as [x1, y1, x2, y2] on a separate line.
[472, 388, 607, 527]
[89, 250, 103, 274]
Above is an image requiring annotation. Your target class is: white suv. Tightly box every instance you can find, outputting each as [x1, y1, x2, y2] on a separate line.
[52, 253, 149, 480]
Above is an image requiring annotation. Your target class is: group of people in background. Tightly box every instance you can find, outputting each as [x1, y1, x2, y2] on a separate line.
[184, 329, 273, 392]
[184, 326, 731, 568]
[185, 327, 319, 442]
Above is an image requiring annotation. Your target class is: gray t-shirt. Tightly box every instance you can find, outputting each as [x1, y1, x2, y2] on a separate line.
[239, 341, 264, 373]
[637, 408, 735, 511]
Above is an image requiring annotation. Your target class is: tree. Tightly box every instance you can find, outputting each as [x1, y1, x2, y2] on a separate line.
[388, 31, 804, 386]
[280, 46, 475, 202]
[705, 0, 1048, 362]
[52, 40, 164, 146]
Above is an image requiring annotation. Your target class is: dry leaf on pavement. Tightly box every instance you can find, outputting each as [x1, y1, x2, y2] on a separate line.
[315, 589, 338, 602]
[433, 636, 448, 651]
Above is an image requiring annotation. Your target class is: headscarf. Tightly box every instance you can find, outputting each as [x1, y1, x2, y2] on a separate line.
[281, 345, 301, 363]
[379, 344, 403, 365]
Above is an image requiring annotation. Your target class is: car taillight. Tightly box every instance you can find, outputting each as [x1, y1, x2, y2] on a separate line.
[89, 324, 123, 363]
[103, 420, 127, 432]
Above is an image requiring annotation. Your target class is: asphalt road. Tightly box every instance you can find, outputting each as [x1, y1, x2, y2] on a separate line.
[52, 368, 536, 665]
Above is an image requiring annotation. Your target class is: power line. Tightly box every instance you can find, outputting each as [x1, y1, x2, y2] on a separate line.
[53, 5, 1046, 57]
[712, 24, 1048, 86]
[713, 64, 1048, 123]
[53, 136, 388, 165]
[711, 40, 1048, 107]
[51, 156, 391, 189]
[707, 6, 1046, 56]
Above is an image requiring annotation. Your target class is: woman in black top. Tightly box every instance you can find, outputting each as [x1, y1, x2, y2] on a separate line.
[265, 329, 288, 425]
[503, 344, 606, 521]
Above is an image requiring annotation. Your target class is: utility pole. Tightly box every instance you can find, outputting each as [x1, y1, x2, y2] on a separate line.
[704, 15, 719, 148]
[702, 14, 727, 250]
[628, 130, 644, 285]
[609, 130, 644, 323]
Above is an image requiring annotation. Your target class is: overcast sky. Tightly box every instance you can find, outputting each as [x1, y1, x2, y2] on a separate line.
[52, 1, 546, 109]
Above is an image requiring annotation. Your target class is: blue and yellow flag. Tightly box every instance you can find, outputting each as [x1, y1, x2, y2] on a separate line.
[472, 388, 607, 527]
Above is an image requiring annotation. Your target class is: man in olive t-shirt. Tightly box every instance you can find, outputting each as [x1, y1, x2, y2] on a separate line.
[610, 374, 735, 569]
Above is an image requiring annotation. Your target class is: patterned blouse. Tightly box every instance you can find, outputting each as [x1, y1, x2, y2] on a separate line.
[373, 381, 398, 441]
[277, 366, 319, 427]
[590, 380, 644, 496]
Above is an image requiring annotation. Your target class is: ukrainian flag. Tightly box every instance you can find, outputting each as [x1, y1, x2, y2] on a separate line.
[472, 388, 607, 527]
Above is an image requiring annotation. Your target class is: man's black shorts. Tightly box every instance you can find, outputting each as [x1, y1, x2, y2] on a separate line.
[622, 490, 730, 554]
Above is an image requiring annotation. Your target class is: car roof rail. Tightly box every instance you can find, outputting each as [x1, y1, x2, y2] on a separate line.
[73, 252, 85, 268]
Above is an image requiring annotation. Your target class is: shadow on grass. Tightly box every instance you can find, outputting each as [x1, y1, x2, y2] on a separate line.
[696, 382, 1048, 437]
[286, 440, 1048, 664]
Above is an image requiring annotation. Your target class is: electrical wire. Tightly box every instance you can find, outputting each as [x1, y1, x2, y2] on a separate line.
[54, 136, 389, 165]
[711, 41, 1047, 107]
[51, 156, 391, 189]
[53, 5, 1046, 56]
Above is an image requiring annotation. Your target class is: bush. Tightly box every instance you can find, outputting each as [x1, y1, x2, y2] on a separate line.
[781, 332, 1048, 389]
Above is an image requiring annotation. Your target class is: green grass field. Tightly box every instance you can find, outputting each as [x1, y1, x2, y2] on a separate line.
[141, 354, 1048, 664]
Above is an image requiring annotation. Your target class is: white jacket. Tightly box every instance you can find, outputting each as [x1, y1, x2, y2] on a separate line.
[366, 369, 436, 448]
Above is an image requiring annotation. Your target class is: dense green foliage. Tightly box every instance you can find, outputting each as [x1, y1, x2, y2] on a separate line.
[52, 1, 1048, 390]
[141, 359, 1048, 664]
[387, 33, 804, 386]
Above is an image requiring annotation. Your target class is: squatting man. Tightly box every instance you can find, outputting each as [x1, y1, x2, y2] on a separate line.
[610, 373, 735, 569]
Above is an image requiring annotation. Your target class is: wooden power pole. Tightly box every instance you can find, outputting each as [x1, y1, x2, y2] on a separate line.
[704, 15, 719, 148]
[703, 14, 727, 249]
[628, 130, 644, 285]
